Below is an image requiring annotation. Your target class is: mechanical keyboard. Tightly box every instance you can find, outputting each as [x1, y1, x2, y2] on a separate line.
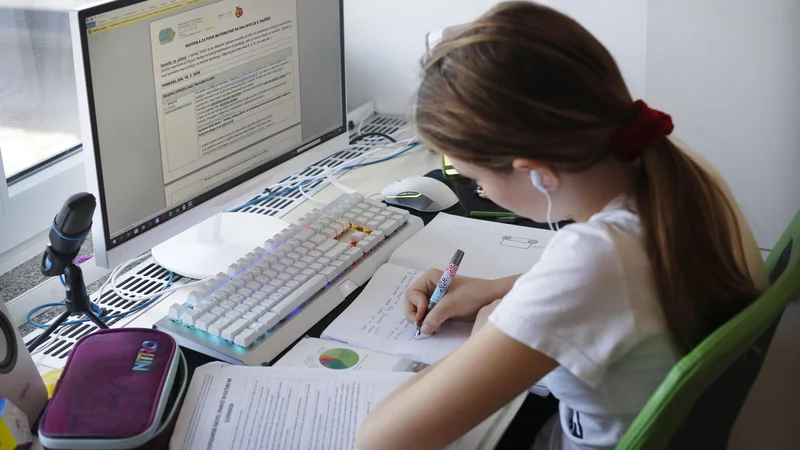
[154, 193, 424, 365]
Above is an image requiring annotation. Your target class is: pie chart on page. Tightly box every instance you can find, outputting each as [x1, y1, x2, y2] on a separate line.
[319, 348, 360, 370]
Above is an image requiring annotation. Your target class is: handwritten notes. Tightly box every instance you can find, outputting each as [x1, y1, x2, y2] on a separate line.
[322, 264, 473, 364]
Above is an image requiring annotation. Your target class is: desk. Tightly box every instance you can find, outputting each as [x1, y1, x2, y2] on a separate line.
[37, 145, 552, 448]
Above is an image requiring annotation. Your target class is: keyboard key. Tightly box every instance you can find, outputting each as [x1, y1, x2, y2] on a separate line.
[263, 255, 279, 265]
[234, 303, 250, 313]
[209, 291, 228, 303]
[168, 303, 184, 321]
[334, 219, 349, 233]
[271, 275, 327, 319]
[227, 263, 244, 277]
[357, 241, 371, 251]
[351, 207, 364, 216]
[278, 286, 294, 295]
[234, 329, 259, 347]
[370, 231, 385, 242]
[301, 268, 317, 277]
[345, 247, 364, 259]
[251, 305, 268, 316]
[186, 290, 206, 306]
[271, 264, 287, 273]
[194, 302, 212, 314]
[325, 243, 349, 260]
[239, 273, 254, 283]
[310, 223, 325, 233]
[220, 284, 238, 296]
[210, 306, 227, 317]
[342, 212, 357, 222]
[387, 206, 410, 217]
[293, 274, 309, 284]
[309, 262, 324, 272]
[249, 321, 268, 335]
[244, 297, 261, 307]
[320, 266, 338, 281]
[368, 207, 382, 215]
[318, 217, 332, 227]
[242, 311, 259, 322]
[300, 255, 315, 264]
[230, 278, 246, 289]
[309, 250, 323, 259]
[237, 287, 253, 297]
[260, 285, 277, 295]
[317, 239, 337, 253]
[330, 260, 347, 275]
[279, 258, 294, 267]
[195, 313, 218, 332]
[268, 292, 286, 303]
[262, 269, 278, 279]
[310, 234, 328, 245]
[366, 199, 387, 209]
[254, 275, 270, 286]
[225, 310, 243, 320]
[351, 231, 366, 243]
[246, 281, 262, 291]
[317, 257, 332, 266]
[285, 267, 300, 276]
[295, 247, 310, 256]
[208, 317, 233, 337]
[286, 239, 301, 248]
[273, 249, 287, 259]
[277, 273, 293, 282]
[295, 229, 315, 241]
[222, 318, 250, 341]
[321, 227, 337, 238]
[302, 241, 317, 250]
[258, 312, 280, 329]
[379, 219, 399, 234]
[269, 279, 285, 288]
[219, 300, 236, 310]
[251, 291, 268, 301]
[354, 216, 368, 228]
[253, 246, 266, 257]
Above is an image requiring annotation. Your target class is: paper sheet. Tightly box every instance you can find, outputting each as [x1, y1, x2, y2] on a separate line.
[389, 213, 554, 279]
[170, 363, 413, 450]
[274, 337, 429, 372]
[322, 264, 473, 364]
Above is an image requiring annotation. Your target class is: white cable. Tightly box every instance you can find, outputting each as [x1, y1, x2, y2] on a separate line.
[105, 253, 210, 302]
[544, 192, 556, 232]
[298, 182, 327, 204]
[357, 112, 373, 136]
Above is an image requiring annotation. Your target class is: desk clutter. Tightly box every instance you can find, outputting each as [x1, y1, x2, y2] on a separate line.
[25, 210, 555, 449]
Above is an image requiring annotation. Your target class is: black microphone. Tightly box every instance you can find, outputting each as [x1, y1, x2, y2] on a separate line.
[49, 193, 96, 258]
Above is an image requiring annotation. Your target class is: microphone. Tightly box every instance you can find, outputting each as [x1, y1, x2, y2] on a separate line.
[42, 193, 96, 276]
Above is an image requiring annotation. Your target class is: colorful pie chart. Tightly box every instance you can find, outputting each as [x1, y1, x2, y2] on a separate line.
[319, 348, 360, 370]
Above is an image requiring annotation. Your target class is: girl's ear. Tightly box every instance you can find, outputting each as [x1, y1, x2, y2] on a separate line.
[511, 159, 560, 191]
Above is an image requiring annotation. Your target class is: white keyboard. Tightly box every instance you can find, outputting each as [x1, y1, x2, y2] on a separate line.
[154, 193, 424, 365]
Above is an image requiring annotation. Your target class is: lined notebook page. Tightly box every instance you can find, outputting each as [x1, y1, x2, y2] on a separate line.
[322, 264, 473, 364]
[388, 213, 554, 279]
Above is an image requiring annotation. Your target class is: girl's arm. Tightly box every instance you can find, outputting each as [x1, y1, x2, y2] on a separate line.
[355, 323, 557, 450]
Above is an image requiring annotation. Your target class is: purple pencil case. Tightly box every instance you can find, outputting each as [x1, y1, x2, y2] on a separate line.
[38, 328, 187, 450]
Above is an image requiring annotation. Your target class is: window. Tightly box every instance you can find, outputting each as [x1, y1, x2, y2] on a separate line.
[0, 5, 87, 260]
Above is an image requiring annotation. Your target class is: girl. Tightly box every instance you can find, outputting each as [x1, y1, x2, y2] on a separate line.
[356, 2, 768, 450]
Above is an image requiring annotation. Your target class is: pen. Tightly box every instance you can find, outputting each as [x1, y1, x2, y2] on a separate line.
[414, 249, 465, 337]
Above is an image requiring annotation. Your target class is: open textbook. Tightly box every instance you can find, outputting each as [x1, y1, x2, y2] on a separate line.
[170, 363, 525, 450]
[322, 213, 553, 364]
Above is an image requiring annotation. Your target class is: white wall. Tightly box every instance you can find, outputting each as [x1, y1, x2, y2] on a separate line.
[344, 0, 647, 115]
[646, 0, 800, 250]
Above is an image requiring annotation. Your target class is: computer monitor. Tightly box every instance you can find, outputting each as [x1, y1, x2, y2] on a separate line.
[70, 0, 348, 278]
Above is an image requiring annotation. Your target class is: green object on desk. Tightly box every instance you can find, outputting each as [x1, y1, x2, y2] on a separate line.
[617, 210, 800, 450]
[469, 211, 519, 218]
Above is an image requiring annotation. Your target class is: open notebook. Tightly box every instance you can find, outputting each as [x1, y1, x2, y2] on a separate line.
[322, 213, 553, 366]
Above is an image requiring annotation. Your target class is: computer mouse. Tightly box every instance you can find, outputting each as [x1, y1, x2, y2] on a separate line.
[380, 176, 459, 212]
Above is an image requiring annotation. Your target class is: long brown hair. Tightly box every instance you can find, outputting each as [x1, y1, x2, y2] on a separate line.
[416, 1, 762, 353]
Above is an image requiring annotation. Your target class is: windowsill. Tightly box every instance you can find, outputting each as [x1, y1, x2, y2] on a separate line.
[7, 151, 83, 199]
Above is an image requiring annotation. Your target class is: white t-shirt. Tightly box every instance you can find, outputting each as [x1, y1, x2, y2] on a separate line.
[489, 196, 680, 450]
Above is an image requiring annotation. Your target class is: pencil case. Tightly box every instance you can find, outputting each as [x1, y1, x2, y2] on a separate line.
[37, 328, 188, 450]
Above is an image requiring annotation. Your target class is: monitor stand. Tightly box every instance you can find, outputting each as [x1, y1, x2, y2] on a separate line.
[152, 212, 287, 279]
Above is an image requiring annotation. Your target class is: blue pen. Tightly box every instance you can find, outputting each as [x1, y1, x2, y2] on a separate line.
[414, 249, 465, 337]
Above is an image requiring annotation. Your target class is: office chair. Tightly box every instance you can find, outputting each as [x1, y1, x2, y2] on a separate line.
[617, 211, 800, 450]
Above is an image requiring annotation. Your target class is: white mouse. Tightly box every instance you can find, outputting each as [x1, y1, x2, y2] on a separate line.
[380, 176, 459, 212]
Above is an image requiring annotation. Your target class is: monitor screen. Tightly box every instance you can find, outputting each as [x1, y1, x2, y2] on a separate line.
[77, 0, 346, 249]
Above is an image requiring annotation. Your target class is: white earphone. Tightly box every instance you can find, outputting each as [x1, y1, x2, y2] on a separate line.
[530, 170, 557, 231]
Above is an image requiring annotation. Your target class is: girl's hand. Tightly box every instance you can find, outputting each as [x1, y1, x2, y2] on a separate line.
[404, 270, 517, 335]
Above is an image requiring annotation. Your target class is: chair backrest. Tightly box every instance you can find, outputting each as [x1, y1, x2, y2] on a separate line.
[617, 211, 800, 450]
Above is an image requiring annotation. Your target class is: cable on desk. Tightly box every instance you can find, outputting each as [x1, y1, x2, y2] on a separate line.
[227, 142, 420, 212]
[349, 132, 397, 145]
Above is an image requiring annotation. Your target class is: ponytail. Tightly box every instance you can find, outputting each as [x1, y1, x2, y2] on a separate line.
[636, 139, 762, 353]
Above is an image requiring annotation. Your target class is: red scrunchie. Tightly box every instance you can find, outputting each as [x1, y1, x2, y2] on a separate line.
[609, 100, 674, 161]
